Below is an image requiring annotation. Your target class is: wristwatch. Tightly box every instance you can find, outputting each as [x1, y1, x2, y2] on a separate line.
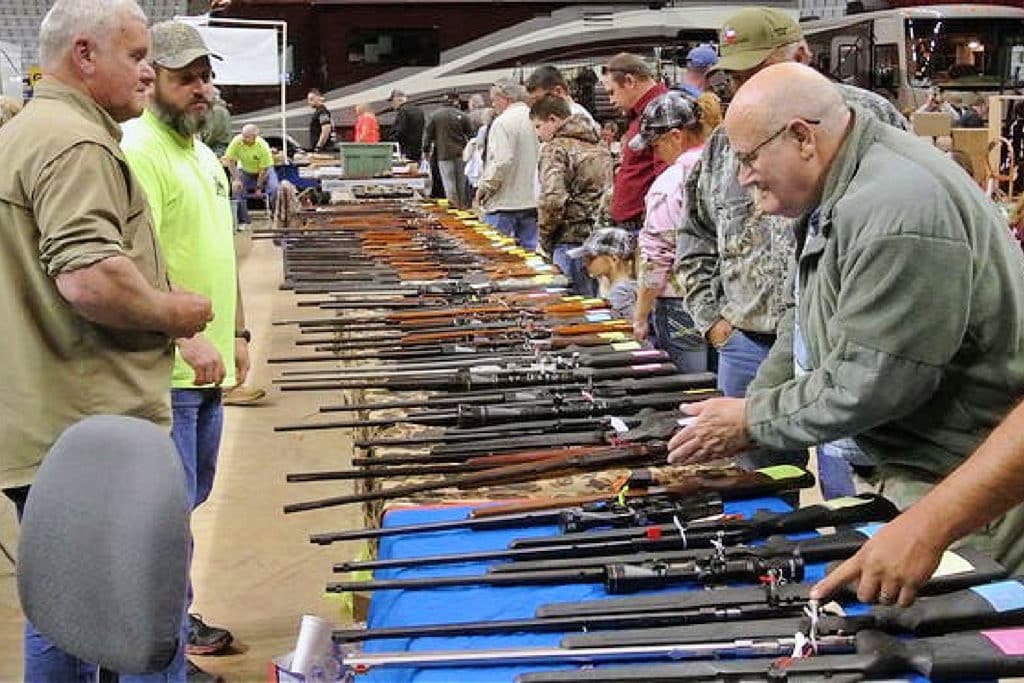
[234, 329, 252, 343]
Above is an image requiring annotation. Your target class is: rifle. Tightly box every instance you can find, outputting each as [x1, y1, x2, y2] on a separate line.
[328, 551, 805, 594]
[314, 372, 715, 414]
[330, 496, 898, 573]
[275, 389, 717, 433]
[307, 493, 726, 545]
[563, 576, 1024, 649]
[329, 548, 1005, 643]
[513, 627, 1024, 682]
[283, 441, 666, 513]
[274, 362, 680, 392]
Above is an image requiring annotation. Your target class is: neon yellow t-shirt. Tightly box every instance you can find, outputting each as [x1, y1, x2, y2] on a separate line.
[225, 134, 274, 175]
[122, 110, 238, 388]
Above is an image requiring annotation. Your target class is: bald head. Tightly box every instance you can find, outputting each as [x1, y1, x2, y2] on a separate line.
[725, 63, 851, 218]
[241, 123, 259, 144]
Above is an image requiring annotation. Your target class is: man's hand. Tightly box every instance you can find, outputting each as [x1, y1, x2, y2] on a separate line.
[707, 318, 733, 348]
[667, 398, 750, 465]
[810, 508, 948, 607]
[164, 291, 214, 338]
[633, 316, 649, 342]
[234, 337, 251, 387]
[231, 179, 243, 194]
[176, 334, 226, 386]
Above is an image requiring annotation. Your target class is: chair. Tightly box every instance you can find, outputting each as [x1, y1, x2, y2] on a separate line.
[17, 415, 189, 677]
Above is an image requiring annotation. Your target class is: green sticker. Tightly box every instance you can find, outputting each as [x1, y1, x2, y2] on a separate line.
[758, 464, 805, 480]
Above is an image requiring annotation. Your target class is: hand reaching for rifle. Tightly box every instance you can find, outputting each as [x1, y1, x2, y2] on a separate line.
[810, 505, 947, 607]
[667, 398, 750, 465]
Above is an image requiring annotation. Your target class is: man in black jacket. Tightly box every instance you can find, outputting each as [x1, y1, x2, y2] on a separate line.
[389, 89, 425, 162]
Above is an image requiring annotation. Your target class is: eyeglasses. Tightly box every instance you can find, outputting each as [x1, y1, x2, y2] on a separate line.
[735, 119, 820, 170]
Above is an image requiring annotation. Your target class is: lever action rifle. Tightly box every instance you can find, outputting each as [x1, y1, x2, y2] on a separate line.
[513, 627, 1024, 682]
[331, 495, 898, 573]
[329, 548, 1006, 643]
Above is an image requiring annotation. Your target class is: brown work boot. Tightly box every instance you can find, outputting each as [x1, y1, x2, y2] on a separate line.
[222, 385, 266, 406]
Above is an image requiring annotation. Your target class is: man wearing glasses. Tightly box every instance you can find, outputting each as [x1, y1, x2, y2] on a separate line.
[670, 60, 1024, 587]
[121, 20, 244, 680]
[676, 7, 906, 491]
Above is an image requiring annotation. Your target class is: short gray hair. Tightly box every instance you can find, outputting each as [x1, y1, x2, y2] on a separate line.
[491, 79, 527, 103]
[39, 0, 147, 69]
[241, 123, 259, 136]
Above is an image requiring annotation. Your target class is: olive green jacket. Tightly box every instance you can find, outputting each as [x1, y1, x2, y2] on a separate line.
[747, 104, 1024, 477]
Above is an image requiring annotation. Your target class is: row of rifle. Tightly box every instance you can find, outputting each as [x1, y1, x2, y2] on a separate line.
[270, 203, 1024, 680]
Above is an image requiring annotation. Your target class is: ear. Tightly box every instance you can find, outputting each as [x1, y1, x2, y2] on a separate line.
[70, 36, 96, 75]
[790, 120, 817, 158]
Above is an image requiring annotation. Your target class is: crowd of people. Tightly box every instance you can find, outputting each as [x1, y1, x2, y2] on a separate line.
[5, 3, 1024, 680]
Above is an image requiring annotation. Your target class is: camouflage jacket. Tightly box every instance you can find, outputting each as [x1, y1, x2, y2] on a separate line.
[677, 83, 908, 336]
[537, 115, 614, 252]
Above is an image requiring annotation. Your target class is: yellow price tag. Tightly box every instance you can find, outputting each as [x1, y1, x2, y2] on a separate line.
[757, 464, 805, 480]
[823, 496, 866, 510]
[436, 199, 450, 207]
[561, 296, 584, 302]
[597, 332, 627, 340]
[532, 274, 555, 285]
[616, 485, 629, 507]
[611, 341, 642, 351]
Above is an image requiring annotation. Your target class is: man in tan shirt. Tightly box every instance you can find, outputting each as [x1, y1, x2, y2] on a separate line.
[0, 0, 212, 677]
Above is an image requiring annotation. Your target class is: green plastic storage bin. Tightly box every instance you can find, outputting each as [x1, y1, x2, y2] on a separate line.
[340, 143, 394, 178]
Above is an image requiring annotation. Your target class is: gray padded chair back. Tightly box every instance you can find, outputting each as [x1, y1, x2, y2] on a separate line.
[18, 415, 189, 674]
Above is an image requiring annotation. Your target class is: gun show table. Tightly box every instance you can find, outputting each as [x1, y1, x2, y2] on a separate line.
[346, 497, 937, 683]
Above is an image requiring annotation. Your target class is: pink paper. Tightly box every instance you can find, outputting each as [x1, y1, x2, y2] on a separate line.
[983, 628, 1024, 655]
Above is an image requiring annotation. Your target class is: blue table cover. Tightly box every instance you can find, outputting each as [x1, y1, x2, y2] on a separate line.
[357, 497, 928, 682]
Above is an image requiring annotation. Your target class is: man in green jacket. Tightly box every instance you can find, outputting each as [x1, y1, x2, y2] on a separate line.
[667, 62, 1024, 577]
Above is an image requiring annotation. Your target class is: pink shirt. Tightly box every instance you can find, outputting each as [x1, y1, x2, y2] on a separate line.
[638, 145, 703, 298]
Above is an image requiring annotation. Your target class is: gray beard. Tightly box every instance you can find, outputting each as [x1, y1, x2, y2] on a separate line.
[151, 95, 209, 138]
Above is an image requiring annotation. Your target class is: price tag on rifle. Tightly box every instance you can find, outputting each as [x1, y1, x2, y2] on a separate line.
[822, 496, 867, 510]
[597, 332, 627, 341]
[931, 550, 975, 578]
[532, 274, 556, 285]
[611, 341, 642, 351]
[608, 416, 630, 433]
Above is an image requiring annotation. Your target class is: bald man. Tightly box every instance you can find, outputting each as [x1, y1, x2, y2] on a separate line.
[668, 63, 1024, 584]
[225, 122, 278, 223]
[676, 8, 907, 492]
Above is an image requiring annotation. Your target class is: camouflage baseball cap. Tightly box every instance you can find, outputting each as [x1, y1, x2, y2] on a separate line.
[628, 90, 701, 152]
[567, 227, 634, 260]
[713, 7, 802, 73]
[149, 20, 222, 70]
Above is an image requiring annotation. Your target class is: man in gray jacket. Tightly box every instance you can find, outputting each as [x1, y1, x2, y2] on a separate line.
[668, 62, 1024, 576]
[677, 6, 907, 489]
[476, 79, 540, 250]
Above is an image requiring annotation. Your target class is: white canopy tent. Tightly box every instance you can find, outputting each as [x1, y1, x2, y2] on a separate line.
[174, 15, 289, 154]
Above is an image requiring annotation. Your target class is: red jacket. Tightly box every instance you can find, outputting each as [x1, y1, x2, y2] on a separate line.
[611, 83, 668, 224]
[354, 112, 380, 143]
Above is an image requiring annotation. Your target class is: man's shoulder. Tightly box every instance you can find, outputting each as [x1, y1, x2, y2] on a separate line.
[836, 83, 907, 129]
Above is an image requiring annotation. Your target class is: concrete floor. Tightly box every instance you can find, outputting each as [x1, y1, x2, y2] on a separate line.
[0, 234, 364, 682]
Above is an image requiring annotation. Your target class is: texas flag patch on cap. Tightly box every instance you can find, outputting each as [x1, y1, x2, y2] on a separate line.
[723, 27, 738, 44]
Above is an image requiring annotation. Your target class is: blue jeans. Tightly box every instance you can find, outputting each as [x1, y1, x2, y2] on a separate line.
[651, 297, 708, 374]
[485, 209, 539, 251]
[234, 167, 279, 225]
[551, 244, 597, 297]
[171, 388, 224, 510]
[717, 329, 809, 471]
[4, 487, 186, 682]
[716, 328, 773, 398]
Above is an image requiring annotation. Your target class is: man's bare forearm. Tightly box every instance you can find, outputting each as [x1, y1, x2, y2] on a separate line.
[56, 255, 210, 338]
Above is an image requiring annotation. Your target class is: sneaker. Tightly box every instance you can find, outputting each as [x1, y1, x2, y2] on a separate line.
[222, 386, 267, 407]
[186, 613, 233, 655]
[186, 659, 224, 683]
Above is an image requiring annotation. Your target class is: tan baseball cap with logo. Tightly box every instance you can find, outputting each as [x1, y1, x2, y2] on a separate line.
[713, 7, 802, 73]
[149, 20, 222, 70]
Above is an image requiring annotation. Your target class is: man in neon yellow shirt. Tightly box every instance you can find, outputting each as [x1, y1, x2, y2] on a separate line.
[121, 20, 246, 677]
[224, 122, 278, 224]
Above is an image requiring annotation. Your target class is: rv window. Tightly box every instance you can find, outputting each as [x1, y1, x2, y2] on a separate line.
[873, 44, 898, 91]
[348, 28, 441, 67]
[906, 18, 1024, 88]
